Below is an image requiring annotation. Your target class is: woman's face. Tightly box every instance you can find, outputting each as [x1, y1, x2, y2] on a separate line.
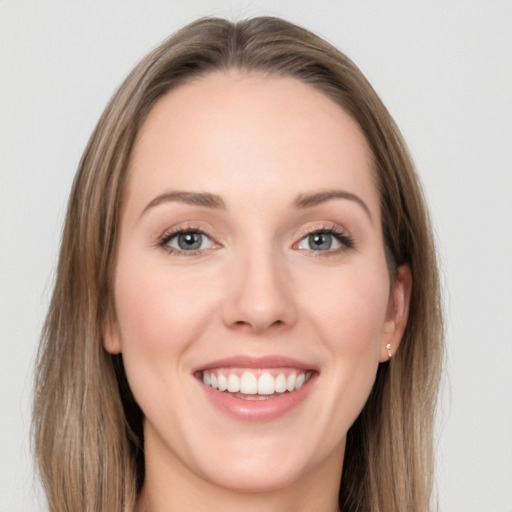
[105, 73, 410, 495]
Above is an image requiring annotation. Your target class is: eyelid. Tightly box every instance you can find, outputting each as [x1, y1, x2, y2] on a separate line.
[157, 223, 221, 255]
[155, 221, 354, 256]
[292, 223, 355, 253]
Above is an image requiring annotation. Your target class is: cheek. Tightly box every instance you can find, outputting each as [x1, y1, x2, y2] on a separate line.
[113, 251, 217, 359]
[111, 253, 222, 426]
[302, 264, 390, 352]
[298, 263, 389, 414]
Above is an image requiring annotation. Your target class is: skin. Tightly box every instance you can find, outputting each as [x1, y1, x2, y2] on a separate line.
[104, 72, 411, 512]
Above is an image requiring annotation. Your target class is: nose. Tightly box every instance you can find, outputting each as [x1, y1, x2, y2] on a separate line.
[222, 249, 297, 334]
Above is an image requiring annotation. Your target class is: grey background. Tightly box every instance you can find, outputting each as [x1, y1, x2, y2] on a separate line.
[1, 1, 511, 510]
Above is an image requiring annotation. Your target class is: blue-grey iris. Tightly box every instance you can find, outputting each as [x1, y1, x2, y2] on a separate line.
[309, 233, 332, 250]
[178, 232, 203, 250]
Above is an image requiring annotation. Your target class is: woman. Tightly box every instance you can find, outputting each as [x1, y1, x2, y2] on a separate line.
[33, 16, 443, 512]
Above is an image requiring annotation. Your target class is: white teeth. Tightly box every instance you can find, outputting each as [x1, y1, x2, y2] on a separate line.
[275, 373, 287, 393]
[240, 372, 258, 394]
[201, 370, 312, 395]
[217, 374, 228, 391]
[257, 373, 275, 395]
[227, 374, 240, 392]
[286, 373, 296, 392]
[295, 373, 305, 390]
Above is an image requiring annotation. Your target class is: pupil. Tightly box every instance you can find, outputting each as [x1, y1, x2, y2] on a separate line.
[309, 233, 332, 250]
[178, 232, 202, 250]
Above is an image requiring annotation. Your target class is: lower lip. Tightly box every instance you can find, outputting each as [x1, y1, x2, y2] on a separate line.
[197, 375, 316, 422]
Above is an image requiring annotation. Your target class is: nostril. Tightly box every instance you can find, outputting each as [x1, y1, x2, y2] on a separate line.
[230, 317, 286, 334]
[231, 320, 253, 332]
[222, 273, 298, 332]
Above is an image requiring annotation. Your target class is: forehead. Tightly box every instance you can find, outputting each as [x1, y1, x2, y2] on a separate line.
[125, 72, 378, 217]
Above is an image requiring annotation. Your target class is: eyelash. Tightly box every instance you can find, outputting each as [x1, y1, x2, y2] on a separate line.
[157, 224, 355, 257]
[295, 225, 355, 256]
[157, 225, 215, 256]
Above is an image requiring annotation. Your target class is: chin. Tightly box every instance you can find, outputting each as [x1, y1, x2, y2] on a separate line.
[198, 456, 308, 494]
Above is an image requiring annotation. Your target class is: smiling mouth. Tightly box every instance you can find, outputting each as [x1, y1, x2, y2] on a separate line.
[197, 368, 314, 400]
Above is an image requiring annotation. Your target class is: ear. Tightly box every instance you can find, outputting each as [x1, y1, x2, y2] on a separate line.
[379, 264, 412, 362]
[103, 312, 122, 355]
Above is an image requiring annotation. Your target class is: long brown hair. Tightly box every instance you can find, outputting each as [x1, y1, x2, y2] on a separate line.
[33, 17, 443, 512]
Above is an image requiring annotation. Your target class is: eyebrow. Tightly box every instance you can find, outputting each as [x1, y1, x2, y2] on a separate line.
[140, 188, 372, 222]
[292, 189, 372, 221]
[140, 190, 226, 218]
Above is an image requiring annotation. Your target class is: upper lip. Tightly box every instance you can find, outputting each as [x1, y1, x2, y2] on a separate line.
[192, 355, 318, 373]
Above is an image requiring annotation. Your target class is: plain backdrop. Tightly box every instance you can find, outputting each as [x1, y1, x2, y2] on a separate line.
[1, 1, 511, 511]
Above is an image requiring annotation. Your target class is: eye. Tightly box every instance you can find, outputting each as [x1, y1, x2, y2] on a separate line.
[161, 230, 216, 253]
[296, 229, 353, 252]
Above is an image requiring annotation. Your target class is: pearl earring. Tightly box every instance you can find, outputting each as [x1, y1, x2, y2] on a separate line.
[386, 343, 392, 358]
